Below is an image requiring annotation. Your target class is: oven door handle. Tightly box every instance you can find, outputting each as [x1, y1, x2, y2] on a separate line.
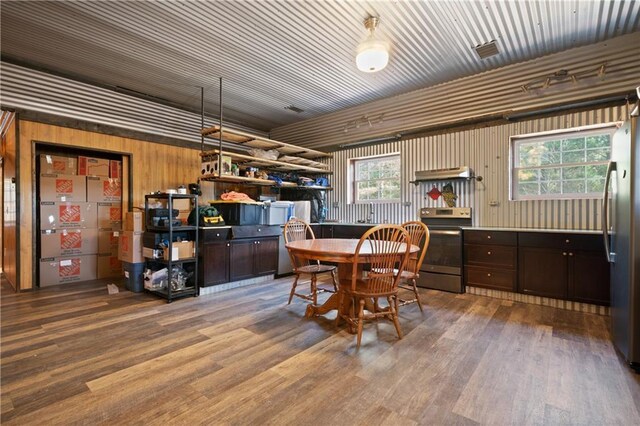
[428, 229, 462, 237]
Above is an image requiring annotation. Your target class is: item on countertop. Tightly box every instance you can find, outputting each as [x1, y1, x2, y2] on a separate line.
[188, 206, 225, 227]
[441, 183, 458, 207]
[177, 185, 187, 194]
[427, 185, 442, 200]
[220, 191, 255, 202]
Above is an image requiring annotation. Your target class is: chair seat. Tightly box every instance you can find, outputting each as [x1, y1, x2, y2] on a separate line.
[295, 264, 337, 274]
[371, 268, 418, 280]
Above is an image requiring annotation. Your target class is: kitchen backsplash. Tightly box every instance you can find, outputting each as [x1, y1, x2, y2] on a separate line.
[325, 104, 626, 230]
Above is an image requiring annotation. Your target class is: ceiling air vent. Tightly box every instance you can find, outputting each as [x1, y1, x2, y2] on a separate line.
[284, 105, 304, 113]
[474, 40, 499, 59]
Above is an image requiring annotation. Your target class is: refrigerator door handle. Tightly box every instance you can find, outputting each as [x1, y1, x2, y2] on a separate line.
[602, 160, 617, 263]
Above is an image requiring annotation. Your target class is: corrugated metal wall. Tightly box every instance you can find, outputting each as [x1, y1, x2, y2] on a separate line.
[0, 61, 264, 145]
[272, 32, 640, 150]
[326, 104, 627, 230]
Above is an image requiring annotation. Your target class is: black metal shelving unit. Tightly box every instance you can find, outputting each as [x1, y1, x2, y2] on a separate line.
[144, 193, 199, 302]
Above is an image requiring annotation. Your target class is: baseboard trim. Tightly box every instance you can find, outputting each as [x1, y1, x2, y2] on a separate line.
[465, 286, 610, 316]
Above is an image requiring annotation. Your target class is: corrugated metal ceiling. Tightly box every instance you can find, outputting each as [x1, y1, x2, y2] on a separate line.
[1, 1, 638, 132]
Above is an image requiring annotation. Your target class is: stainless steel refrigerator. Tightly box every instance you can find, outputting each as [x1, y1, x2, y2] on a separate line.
[603, 87, 640, 373]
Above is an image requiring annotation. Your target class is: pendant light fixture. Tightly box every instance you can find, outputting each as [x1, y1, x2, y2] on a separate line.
[356, 16, 389, 73]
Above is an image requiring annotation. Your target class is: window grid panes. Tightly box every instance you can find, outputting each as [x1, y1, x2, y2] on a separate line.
[352, 154, 401, 202]
[511, 126, 616, 200]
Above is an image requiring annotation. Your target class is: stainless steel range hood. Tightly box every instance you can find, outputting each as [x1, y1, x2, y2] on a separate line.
[413, 166, 474, 182]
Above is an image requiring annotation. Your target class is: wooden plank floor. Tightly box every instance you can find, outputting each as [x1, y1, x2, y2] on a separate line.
[2, 276, 639, 425]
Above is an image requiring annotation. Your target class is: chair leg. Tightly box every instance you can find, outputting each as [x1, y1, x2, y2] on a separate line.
[412, 278, 423, 312]
[288, 274, 300, 305]
[389, 296, 403, 340]
[330, 269, 338, 293]
[356, 298, 365, 350]
[311, 274, 318, 305]
[335, 290, 344, 326]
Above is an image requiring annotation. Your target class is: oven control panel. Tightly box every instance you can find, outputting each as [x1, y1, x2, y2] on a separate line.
[420, 207, 471, 218]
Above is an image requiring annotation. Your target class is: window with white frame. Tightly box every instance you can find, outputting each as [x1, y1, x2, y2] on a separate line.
[350, 153, 401, 203]
[510, 123, 618, 200]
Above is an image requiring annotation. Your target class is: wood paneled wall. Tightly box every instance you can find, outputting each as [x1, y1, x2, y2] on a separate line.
[17, 120, 202, 290]
[2, 117, 18, 290]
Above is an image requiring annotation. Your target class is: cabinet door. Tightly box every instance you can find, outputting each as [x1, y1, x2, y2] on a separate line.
[254, 238, 278, 276]
[229, 240, 255, 281]
[518, 247, 568, 299]
[568, 250, 610, 305]
[200, 241, 229, 287]
[321, 225, 333, 239]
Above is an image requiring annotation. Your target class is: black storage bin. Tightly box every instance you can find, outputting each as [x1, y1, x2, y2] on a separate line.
[122, 261, 145, 293]
[210, 202, 262, 225]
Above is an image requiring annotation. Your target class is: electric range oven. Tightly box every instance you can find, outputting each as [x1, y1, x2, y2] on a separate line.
[417, 207, 472, 293]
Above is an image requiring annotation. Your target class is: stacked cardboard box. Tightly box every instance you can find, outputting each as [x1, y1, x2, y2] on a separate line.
[38, 154, 124, 286]
[118, 212, 144, 264]
[39, 155, 97, 286]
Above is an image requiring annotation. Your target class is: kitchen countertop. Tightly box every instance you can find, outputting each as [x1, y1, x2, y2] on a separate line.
[462, 226, 602, 235]
[199, 226, 232, 230]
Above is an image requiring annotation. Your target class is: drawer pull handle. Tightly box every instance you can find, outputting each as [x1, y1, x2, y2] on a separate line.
[563, 252, 567, 256]
[216, 233, 220, 237]
[487, 235, 492, 239]
[487, 273, 491, 277]
[565, 239, 570, 243]
[487, 251, 492, 255]
[568, 252, 573, 256]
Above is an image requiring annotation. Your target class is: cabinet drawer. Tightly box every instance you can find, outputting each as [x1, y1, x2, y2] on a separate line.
[200, 228, 230, 242]
[231, 225, 282, 239]
[465, 266, 516, 291]
[465, 244, 516, 267]
[464, 230, 517, 246]
[518, 232, 602, 251]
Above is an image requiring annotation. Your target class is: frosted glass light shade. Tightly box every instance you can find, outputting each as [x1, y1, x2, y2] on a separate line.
[356, 38, 389, 73]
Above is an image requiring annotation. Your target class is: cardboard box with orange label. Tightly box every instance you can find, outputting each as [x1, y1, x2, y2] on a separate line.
[78, 156, 110, 177]
[97, 253, 122, 279]
[40, 202, 97, 229]
[110, 160, 122, 179]
[39, 255, 97, 287]
[125, 211, 145, 232]
[40, 174, 87, 202]
[97, 202, 122, 230]
[40, 155, 77, 175]
[87, 176, 122, 202]
[98, 230, 119, 255]
[40, 228, 98, 257]
[118, 231, 143, 263]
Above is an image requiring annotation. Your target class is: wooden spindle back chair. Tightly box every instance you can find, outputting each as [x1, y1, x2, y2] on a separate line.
[284, 218, 338, 305]
[398, 221, 430, 311]
[336, 224, 411, 349]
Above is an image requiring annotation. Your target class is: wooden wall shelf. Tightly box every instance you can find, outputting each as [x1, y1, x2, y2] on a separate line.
[200, 149, 331, 174]
[201, 125, 332, 160]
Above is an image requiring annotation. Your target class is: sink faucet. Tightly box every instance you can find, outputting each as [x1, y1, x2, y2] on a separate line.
[367, 202, 374, 223]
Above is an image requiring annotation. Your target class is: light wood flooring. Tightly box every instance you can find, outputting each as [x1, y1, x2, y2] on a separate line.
[2, 276, 639, 425]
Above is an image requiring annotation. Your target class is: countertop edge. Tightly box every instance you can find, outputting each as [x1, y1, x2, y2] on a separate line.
[462, 226, 602, 235]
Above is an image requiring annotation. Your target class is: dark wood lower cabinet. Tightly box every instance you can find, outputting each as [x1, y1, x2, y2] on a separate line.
[568, 250, 610, 305]
[200, 241, 230, 287]
[464, 230, 610, 306]
[518, 247, 568, 299]
[254, 238, 278, 276]
[230, 237, 278, 281]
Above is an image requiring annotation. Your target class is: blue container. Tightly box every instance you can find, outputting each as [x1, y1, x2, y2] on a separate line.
[122, 261, 145, 293]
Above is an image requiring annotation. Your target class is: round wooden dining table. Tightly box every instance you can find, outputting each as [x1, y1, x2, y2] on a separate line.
[285, 238, 419, 319]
